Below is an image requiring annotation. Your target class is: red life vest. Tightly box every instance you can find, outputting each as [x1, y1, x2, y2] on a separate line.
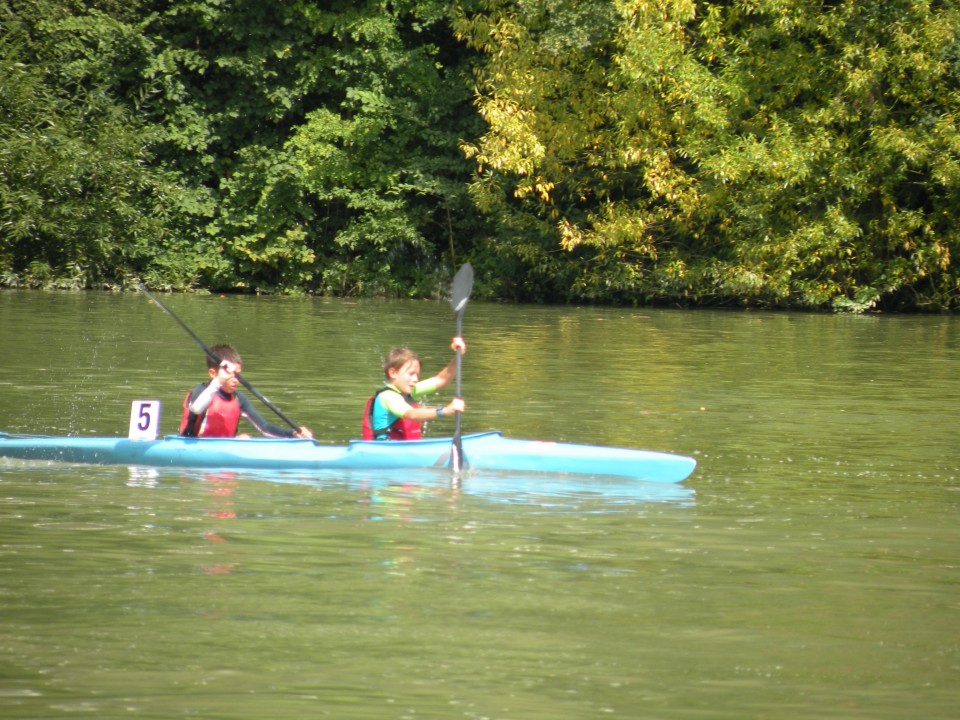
[362, 388, 422, 441]
[180, 387, 242, 437]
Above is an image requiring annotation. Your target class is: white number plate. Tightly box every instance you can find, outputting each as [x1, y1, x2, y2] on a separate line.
[128, 400, 162, 441]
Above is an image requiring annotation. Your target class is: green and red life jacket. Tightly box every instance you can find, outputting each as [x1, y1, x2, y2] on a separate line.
[361, 387, 422, 441]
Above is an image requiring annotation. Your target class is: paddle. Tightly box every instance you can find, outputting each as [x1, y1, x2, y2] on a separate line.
[137, 284, 302, 433]
[448, 263, 474, 473]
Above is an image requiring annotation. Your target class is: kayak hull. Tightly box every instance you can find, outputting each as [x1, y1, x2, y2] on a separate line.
[0, 431, 696, 483]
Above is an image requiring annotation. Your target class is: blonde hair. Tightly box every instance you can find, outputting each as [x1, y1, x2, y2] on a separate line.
[383, 347, 420, 379]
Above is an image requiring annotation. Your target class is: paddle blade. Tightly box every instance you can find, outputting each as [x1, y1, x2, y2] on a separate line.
[450, 263, 474, 313]
[451, 435, 467, 474]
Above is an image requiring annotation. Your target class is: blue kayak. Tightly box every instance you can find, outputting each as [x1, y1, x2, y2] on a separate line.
[0, 431, 696, 483]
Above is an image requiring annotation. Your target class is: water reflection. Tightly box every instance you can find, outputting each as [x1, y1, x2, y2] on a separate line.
[126, 465, 160, 488]
[126, 464, 695, 523]
[199, 471, 239, 575]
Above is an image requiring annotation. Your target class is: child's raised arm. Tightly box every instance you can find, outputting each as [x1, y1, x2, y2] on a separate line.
[434, 336, 466, 387]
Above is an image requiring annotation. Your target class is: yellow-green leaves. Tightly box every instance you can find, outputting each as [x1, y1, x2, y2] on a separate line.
[458, 0, 960, 310]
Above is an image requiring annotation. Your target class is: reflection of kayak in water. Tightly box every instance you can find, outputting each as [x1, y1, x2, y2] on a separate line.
[0, 430, 696, 483]
[171, 466, 696, 510]
[349, 467, 697, 508]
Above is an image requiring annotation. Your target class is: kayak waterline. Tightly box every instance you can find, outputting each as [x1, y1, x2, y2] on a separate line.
[0, 431, 696, 484]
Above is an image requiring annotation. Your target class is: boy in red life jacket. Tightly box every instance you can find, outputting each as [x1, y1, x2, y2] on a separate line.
[179, 343, 313, 439]
[362, 337, 466, 440]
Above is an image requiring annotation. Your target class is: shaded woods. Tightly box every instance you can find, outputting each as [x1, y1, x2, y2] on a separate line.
[2, 0, 958, 310]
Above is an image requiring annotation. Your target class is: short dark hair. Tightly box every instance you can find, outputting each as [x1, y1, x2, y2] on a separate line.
[207, 343, 243, 370]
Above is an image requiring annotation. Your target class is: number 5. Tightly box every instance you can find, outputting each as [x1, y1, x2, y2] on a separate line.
[129, 400, 162, 441]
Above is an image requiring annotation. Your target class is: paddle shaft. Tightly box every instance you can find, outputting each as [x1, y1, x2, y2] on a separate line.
[138, 285, 301, 432]
[448, 263, 473, 473]
[454, 310, 464, 438]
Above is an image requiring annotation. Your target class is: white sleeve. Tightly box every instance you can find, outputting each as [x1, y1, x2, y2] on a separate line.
[188, 378, 222, 414]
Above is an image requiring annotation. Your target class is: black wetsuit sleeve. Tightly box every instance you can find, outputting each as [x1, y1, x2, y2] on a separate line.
[180, 383, 207, 437]
[236, 391, 296, 438]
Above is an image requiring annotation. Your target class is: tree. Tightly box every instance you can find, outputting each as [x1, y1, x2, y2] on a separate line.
[0, 0, 202, 289]
[134, 0, 485, 295]
[1, 0, 486, 295]
[456, 0, 960, 310]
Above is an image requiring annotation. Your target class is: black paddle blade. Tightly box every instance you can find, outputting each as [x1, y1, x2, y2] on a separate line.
[450, 263, 474, 313]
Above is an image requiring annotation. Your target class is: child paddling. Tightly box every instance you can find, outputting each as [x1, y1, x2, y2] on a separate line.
[180, 344, 313, 439]
[362, 337, 466, 440]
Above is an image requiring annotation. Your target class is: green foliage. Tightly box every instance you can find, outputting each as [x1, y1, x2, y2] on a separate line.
[457, 0, 960, 310]
[132, 0, 485, 295]
[0, 0, 219, 290]
[1, 0, 484, 296]
[4, 0, 959, 309]
[1, 27, 182, 288]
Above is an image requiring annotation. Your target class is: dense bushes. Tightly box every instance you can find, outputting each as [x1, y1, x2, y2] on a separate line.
[2, 0, 958, 310]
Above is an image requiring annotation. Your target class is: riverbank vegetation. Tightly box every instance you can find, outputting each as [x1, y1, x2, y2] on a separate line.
[2, 0, 958, 311]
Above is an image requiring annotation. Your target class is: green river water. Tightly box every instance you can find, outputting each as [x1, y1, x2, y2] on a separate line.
[0, 290, 957, 719]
